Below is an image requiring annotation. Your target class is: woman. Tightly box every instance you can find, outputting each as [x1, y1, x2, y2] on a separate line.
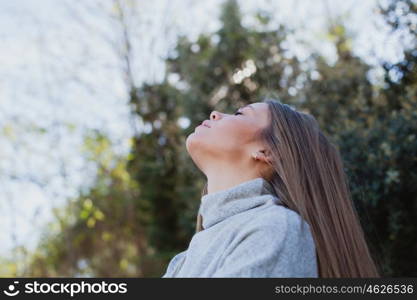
[162, 98, 380, 278]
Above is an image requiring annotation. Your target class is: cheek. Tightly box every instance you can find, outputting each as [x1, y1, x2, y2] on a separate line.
[186, 120, 255, 157]
[219, 122, 252, 143]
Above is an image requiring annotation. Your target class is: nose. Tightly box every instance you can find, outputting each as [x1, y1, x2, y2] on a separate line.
[210, 110, 221, 120]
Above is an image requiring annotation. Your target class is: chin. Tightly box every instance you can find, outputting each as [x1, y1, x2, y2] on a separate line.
[185, 132, 206, 157]
[185, 132, 197, 154]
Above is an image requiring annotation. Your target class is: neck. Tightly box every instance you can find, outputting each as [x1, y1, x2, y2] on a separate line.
[204, 166, 260, 195]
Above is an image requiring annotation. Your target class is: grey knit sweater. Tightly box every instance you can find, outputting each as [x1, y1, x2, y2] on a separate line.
[161, 177, 318, 278]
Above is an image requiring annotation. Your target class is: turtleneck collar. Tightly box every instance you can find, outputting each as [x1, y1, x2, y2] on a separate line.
[199, 177, 280, 229]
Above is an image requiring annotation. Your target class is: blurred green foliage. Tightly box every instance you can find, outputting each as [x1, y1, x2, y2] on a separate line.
[1, 0, 416, 277]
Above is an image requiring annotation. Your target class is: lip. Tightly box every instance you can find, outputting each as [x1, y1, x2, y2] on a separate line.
[201, 120, 211, 128]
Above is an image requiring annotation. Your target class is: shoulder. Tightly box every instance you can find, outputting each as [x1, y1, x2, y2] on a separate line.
[162, 250, 187, 277]
[222, 204, 312, 258]
[242, 203, 313, 245]
[248, 203, 305, 228]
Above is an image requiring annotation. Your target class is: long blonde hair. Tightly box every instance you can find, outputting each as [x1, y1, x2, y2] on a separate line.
[195, 98, 380, 277]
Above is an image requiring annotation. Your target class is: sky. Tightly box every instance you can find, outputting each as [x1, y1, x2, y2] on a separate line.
[0, 0, 405, 260]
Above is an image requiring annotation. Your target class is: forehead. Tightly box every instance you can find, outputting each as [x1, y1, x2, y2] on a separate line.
[244, 102, 270, 128]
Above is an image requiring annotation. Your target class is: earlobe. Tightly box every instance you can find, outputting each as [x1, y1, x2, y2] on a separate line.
[252, 151, 268, 162]
[260, 150, 273, 165]
[252, 150, 273, 164]
[260, 155, 269, 164]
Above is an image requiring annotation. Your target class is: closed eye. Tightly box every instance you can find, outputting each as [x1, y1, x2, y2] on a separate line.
[234, 111, 242, 115]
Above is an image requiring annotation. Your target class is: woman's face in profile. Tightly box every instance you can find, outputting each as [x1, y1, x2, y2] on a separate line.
[185, 102, 270, 170]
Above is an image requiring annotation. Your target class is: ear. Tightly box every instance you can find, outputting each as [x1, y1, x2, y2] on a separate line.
[257, 150, 273, 165]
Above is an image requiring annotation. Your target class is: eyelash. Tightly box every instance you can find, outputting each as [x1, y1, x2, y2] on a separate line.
[234, 111, 242, 115]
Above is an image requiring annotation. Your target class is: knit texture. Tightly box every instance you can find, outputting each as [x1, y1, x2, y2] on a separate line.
[161, 177, 318, 278]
